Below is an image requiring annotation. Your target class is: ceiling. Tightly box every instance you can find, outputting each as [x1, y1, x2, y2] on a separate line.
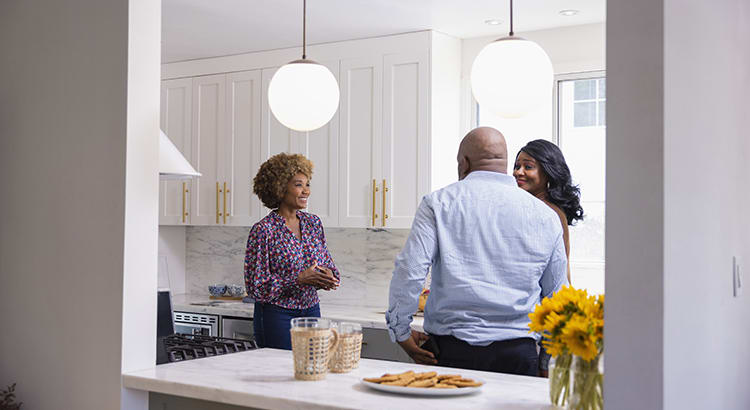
[162, 0, 605, 63]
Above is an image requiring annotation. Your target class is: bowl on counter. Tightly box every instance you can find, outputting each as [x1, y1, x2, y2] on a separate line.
[226, 284, 245, 297]
[208, 284, 227, 297]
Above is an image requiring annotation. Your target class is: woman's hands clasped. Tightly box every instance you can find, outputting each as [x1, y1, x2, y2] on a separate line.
[297, 263, 339, 290]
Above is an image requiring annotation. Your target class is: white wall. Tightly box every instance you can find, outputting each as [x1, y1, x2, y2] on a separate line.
[0, 1, 160, 409]
[429, 31, 463, 191]
[121, 0, 161, 408]
[607, 0, 750, 409]
[662, 0, 750, 408]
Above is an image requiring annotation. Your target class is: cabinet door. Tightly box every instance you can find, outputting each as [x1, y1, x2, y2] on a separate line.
[338, 57, 383, 228]
[159, 78, 193, 225]
[225, 70, 263, 226]
[382, 52, 430, 229]
[191, 74, 226, 225]
[259, 67, 306, 216]
[298, 60, 340, 227]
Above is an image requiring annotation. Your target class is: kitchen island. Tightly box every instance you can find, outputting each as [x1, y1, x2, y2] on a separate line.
[123, 348, 552, 410]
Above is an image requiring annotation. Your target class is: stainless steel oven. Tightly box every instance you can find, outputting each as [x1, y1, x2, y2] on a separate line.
[221, 317, 254, 341]
[173, 311, 219, 336]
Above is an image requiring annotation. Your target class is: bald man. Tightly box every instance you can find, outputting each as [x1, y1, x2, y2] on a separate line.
[386, 127, 568, 377]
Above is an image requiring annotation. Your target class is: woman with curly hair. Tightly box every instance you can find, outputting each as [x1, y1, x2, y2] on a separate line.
[512, 139, 584, 284]
[244, 153, 340, 349]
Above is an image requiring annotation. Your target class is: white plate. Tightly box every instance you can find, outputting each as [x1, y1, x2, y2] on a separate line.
[361, 379, 483, 396]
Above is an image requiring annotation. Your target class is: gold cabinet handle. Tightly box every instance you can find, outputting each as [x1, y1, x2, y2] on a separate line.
[371, 179, 379, 226]
[182, 182, 189, 223]
[223, 181, 230, 224]
[216, 181, 221, 224]
[382, 179, 389, 227]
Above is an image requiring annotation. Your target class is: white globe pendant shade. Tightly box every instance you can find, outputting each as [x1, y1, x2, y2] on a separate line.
[268, 60, 340, 132]
[471, 37, 553, 118]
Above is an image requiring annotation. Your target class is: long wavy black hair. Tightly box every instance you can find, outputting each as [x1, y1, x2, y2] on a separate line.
[517, 140, 584, 225]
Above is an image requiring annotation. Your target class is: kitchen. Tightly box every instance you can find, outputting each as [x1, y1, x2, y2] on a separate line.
[1, 1, 749, 410]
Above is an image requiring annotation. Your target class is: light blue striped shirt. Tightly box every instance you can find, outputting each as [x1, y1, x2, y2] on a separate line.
[386, 171, 568, 346]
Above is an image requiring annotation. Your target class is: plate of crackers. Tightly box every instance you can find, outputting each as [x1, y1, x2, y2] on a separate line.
[361, 370, 483, 396]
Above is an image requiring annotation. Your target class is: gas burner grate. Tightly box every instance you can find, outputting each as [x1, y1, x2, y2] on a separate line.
[163, 333, 257, 363]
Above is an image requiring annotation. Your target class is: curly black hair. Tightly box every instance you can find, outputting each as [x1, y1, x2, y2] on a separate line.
[517, 140, 584, 225]
[253, 153, 313, 209]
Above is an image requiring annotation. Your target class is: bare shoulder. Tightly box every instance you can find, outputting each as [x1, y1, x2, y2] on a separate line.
[544, 201, 568, 228]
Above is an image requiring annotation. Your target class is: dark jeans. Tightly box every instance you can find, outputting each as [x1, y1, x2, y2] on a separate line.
[253, 302, 320, 350]
[428, 335, 539, 377]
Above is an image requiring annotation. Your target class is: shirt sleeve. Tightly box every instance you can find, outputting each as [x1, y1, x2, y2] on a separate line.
[386, 198, 438, 343]
[244, 223, 300, 302]
[540, 230, 568, 299]
[316, 219, 340, 280]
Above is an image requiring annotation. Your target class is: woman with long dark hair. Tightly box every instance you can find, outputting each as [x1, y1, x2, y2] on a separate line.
[513, 139, 584, 284]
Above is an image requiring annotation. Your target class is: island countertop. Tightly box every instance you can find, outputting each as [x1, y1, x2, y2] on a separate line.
[123, 348, 552, 410]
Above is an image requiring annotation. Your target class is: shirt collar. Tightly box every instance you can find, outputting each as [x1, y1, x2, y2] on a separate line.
[270, 209, 304, 225]
[463, 170, 517, 186]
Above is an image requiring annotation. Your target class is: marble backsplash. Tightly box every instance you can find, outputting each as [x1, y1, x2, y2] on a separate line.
[185, 226, 415, 309]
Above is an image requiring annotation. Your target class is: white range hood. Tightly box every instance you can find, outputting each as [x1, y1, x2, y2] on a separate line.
[159, 130, 200, 179]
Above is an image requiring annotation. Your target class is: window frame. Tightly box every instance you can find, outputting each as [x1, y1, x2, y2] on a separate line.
[552, 70, 607, 147]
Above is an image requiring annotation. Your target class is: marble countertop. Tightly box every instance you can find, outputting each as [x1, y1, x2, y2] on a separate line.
[171, 294, 424, 332]
[123, 348, 552, 410]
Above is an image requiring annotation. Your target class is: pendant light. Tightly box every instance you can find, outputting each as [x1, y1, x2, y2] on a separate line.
[268, 0, 340, 132]
[470, 0, 553, 118]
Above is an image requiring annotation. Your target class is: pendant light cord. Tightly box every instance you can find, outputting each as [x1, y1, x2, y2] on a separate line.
[302, 0, 307, 59]
[509, 0, 514, 36]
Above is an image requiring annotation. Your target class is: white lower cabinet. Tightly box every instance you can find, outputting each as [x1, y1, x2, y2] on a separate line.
[160, 31, 461, 229]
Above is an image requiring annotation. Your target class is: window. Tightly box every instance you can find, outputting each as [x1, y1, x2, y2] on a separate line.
[557, 73, 605, 295]
[477, 71, 605, 295]
[572, 78, 606, 127]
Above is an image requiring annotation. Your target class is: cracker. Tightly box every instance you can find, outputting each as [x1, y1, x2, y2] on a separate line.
[415, 371, 437, 380]
[442, 378, 483, 387]
[382, 375, 416, 386]
[407, 378, 437, 388]
[436, 374, 461, 381]
[431, 383, 458, 389]
[363, 375, 400, 383]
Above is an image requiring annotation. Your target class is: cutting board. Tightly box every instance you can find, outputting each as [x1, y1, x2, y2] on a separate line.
[209, 295, 245, 300]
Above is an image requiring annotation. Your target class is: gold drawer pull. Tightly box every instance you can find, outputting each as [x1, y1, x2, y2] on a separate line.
[182, 182, 189, 223]
[372, 179, 379, 226]
[382, 179, 389, 227]
[223, 181, 230, 224]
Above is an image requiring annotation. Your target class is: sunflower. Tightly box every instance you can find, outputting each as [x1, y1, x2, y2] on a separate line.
[542, 337, 566, 357]
[560, 315, 598, 361]
[528, 297, 560, 333]
[544, 311, 568, 334]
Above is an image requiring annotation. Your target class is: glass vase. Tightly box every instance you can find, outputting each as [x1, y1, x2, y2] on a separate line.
[549, 354, 572, 407]
[568, 355, 604, 410]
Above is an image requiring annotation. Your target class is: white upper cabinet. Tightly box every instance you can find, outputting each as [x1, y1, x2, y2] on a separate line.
[225, 70, 263, 226]
[338, 56, 383, 228]
[299, 61, 340, 227]
[190, 74, 226, 225]
[160, 31, 461, 229]
[381, 51, 430, 229]
[160, 78, 193, 225]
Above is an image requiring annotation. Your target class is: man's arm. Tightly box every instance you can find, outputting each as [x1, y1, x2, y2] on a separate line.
[386, 198, 439, 364]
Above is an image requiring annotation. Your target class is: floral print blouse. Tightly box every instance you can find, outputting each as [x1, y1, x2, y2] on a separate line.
[244, 210, 340, 309]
